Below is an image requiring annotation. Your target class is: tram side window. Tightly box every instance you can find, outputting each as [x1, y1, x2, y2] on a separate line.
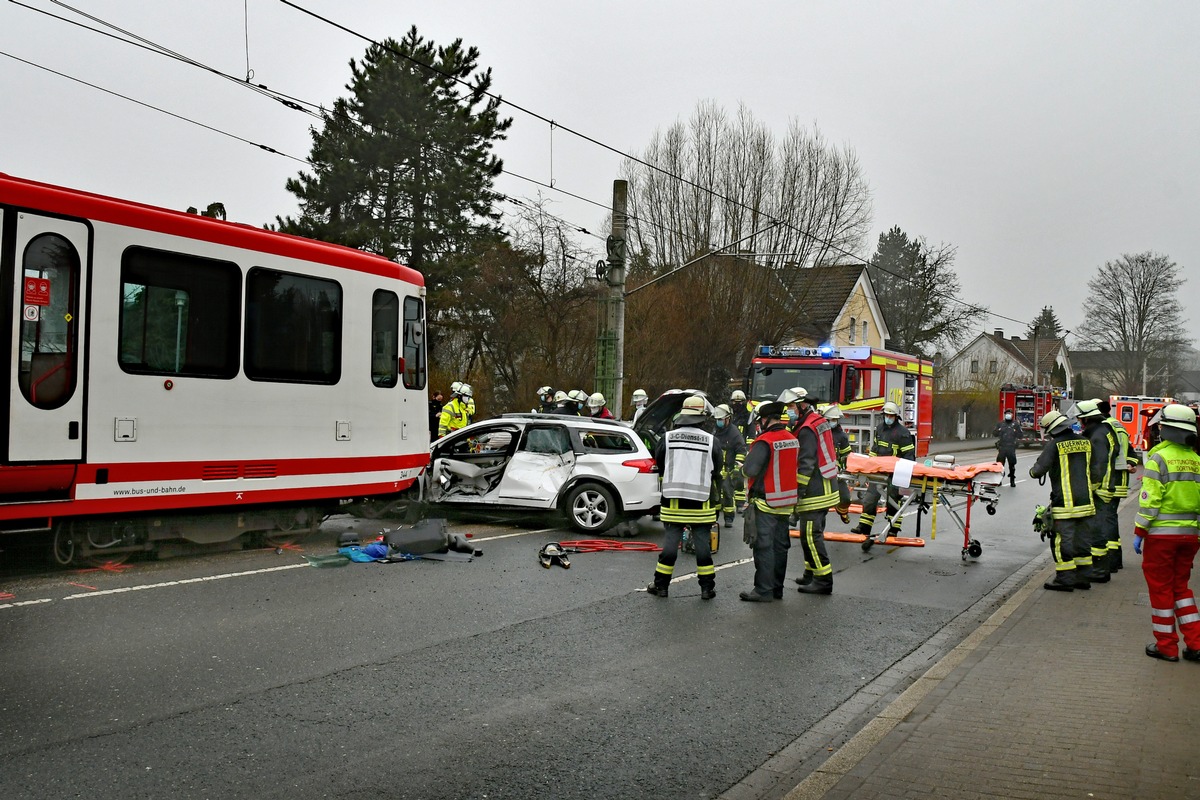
[19, 233, 81, 409]
[403, 296, 426, 390]
[119, 248, 240, 379]
[372, 290, 399, 388]
[246, 268, 341, 384]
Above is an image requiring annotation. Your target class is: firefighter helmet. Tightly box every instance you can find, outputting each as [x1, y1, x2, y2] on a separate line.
[756, 401, 786, 421]
[882, 401, 900, 416]
[537, 385, 553, 398]
[1076, 399, 1102, 420]
[1039, 409, 1069, 433]
[731, 389, 746, 402]
[568, 389, 588, 404]
[679, 395, 708, 416]
[458, 383, 474, 399]
[631, 388, 649, 406]
[778, 387, 809, 405]
[587, 392, 606, 410]
[553, 390, 568, 403]
[822, 404, 843, 420]
[1160, 403, 1197, 433]
[713, 404, 731, 421]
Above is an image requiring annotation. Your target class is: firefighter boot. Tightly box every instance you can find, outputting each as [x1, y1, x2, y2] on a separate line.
[1089, 554, 1111, 583]
[1043, 571, 1076, 592]
[798, 575, 832, 595]
[1111, 546, 1123, 572]
[700, 576, 716, 601]
[646, 572, 670, 598]
[723, 511, 735, 529]
[793, 569, 814, 587]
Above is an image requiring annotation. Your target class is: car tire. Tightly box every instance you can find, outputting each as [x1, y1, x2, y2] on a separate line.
[563, 483, 618, 534]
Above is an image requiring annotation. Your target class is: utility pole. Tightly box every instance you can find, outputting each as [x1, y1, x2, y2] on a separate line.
[594, 180, 627, 418]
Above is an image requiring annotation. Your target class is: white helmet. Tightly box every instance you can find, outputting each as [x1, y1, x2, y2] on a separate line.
[1160, 403, 1197, 433]
[778, 387, 809, 405]
[537, 385, 553, 398]
[450, 381, 463, 394]
[822, 404, 843, 420]
[882, 401, 900, 416]
[631, 388, 648, 406]
[458, 383, 473, 399]
[587, 392, 606, 410]
[712, 404, 731, 421]
[568, 389, 588, 404]
[731, 389, 747, 403]
[679, 395, 708, 416]
[1039, 409, 1069, 434]
[553, 390, 568, 403]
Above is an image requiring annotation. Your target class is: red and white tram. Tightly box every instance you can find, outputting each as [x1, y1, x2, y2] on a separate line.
[0, 174, 429, 564]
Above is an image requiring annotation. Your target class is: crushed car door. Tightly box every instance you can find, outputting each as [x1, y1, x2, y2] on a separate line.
[495, 425, 575, 507]
[428, 426, 518, 504]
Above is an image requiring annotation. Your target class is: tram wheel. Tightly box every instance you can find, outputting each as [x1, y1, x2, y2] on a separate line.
[51, 525, 77, 567]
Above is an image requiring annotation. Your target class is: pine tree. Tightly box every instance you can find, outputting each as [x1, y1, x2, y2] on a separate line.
[1025, 306, 1062, 340]
[276, 27, 512, 296]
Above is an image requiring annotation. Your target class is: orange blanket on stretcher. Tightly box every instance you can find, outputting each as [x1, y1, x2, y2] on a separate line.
[844, 452, 1001, 481]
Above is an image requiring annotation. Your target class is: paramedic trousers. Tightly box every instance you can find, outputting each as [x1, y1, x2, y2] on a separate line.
[1142, 535, 1200, 660]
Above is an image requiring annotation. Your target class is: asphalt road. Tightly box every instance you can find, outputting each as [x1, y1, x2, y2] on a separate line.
[0, 446, 1052, 799]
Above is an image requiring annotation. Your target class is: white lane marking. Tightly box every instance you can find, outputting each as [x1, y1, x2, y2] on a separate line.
[640, 556, 755, 589]
[0, 598, 54, 610]
[470, 527, 560, 543]
[61, 563, 309, 601]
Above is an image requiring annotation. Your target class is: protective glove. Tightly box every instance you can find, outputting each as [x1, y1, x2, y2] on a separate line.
[1134, 532, 1145, 555]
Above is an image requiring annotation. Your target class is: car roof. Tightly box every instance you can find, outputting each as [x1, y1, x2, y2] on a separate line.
[498, 413, 631, 429]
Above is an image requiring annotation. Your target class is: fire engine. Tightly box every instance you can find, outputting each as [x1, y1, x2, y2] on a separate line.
[998, 384, 1071, 447]
[746, 345, 933, 457]
[1109, 395, 1174, 452]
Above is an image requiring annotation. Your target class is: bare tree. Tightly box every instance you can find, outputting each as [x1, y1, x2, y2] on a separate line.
[1075, 252, 1190, 395]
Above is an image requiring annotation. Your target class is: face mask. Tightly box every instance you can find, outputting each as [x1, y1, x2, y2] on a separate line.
[786, 408, 799, 422]
[1004, 414, 1012, 421]
[716, 419, 726, 429]
[884, 415, 896, 426]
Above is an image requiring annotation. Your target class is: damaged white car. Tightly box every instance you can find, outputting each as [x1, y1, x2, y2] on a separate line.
[424, 414, 660, 533]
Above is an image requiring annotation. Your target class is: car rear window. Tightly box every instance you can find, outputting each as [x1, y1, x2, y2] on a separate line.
[579, 429, 637, 453]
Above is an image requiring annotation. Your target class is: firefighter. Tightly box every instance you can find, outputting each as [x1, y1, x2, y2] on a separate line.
[779, 388, 840, 595]
[1133, 404, 1200, 661]
[551, 390, 571, 413]
[567, 389, 589, 415]
[629, 388, 649, 424]
[1096, 398, 1138, 572]
[822, 404, 853, 524]
[437, 384, 473, 438]
[1076, 400, 1115, 583]
[535, 385, 556, 414]
[1029, 409, 1097, 592]
[712, 404, 746, 529]
[739, 401, 797, 602]
[587, 392, 615, 419]
[994, 409, 1022, 487]
[730, 389, 752, 435]
[852, 401, 915, 539]
[646, 395, 722, 600]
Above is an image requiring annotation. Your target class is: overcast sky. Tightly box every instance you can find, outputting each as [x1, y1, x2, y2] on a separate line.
[2, 0, 1197, 347]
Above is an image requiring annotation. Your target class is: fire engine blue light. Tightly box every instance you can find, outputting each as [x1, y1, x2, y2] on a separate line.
[759, 345, 772, 356]
[818, 345, 834, 357]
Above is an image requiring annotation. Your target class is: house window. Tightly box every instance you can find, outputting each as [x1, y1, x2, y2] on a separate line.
[988, 360, 997, 373]
[970, 360, 980, 374]
[849, 317, 856, 343]
[862, 320, 868, 344]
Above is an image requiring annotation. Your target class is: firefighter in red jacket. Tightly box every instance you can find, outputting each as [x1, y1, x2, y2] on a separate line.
[739, 401, 797, 602]
[781, 388, 841, 594]
[1134, 404, 1200, 661]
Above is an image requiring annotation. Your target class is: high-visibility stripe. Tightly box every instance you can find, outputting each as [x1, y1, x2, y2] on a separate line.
[1153, 623, 1177, 634]
[1178, 612, 1200, 625]
[697, 564, 716, 576]
[655, 562, 674, 576]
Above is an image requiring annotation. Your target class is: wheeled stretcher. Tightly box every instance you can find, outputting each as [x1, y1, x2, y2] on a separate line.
[812, 452, 1003, 560]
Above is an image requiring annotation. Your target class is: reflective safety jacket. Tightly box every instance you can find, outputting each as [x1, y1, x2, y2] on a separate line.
[793, 411, 839, 513]
[743, 424, 799, 514]
[1135, 441, 1200, 534]
[1084, 420, 1117, 501]
[830, 424, 852, 470]
[660, 427, 717, 502]
[437, 398, 471, 438]
[871, 420, 915, 460]
[1103, 416, 1137, 497]
[714, 422, 747, 477]
[1029, 431, 1095, 520]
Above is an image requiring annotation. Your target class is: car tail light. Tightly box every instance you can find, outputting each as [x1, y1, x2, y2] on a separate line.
[622, 458, 657, 473]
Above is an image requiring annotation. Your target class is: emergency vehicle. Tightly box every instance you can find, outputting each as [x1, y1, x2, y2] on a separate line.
[1109, 395, 1174, 452]
[997, 384, 1071, 447]
[746, 345, 933, 457]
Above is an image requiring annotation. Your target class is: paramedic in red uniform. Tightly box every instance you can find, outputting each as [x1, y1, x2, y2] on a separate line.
[1134, 404, 1200, 662]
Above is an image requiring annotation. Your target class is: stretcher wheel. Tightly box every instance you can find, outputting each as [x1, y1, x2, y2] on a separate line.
[985, 504, 997, 516]
[861, 538, 874, 553]
[967, 540, 983, 558]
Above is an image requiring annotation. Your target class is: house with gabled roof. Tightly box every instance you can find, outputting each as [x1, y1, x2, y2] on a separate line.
[783, 263, 890, 349]
[939, 328, 1072, 392]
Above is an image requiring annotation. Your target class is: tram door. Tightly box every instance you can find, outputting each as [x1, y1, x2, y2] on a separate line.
[5, 212, 89, 463]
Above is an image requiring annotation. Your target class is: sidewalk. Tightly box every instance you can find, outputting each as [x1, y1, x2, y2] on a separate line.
[788, 497, 1200, 800]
